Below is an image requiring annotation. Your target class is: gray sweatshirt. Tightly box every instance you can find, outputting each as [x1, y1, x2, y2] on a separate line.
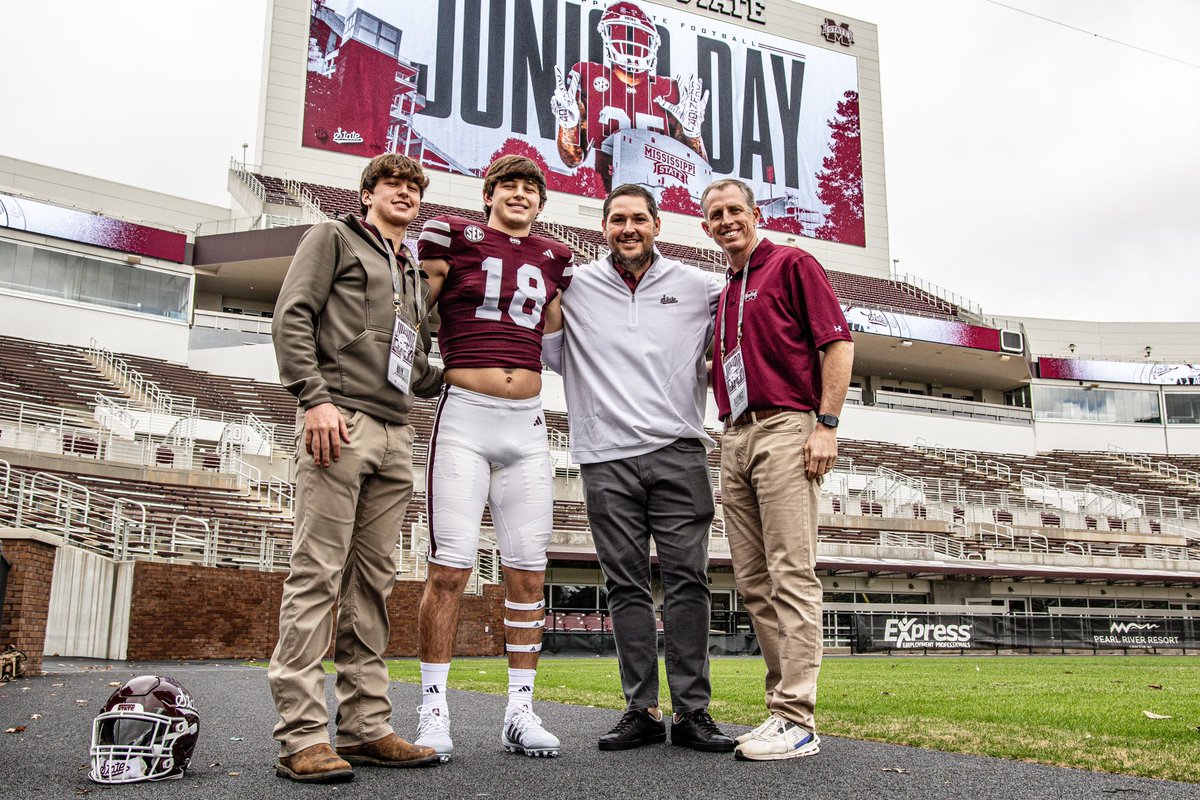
[543, 251, 722, 464]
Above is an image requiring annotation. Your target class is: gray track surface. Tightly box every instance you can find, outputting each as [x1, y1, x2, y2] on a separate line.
[1, 658, 1196, 800]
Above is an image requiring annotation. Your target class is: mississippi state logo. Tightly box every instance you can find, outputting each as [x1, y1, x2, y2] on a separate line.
[593, 76, 610, 92]
[510, 237, 521, 245]
[465, 225, 485, 243]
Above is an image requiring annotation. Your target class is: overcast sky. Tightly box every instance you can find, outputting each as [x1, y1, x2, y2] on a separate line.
[1, 0, 1197, 322]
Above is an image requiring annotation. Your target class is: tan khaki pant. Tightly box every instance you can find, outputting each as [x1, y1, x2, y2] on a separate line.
[268, 407, 415, 756]
[720, 411, 823, 732]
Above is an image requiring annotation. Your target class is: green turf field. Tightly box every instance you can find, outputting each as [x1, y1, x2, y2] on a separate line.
[379, 656, 1200, 783]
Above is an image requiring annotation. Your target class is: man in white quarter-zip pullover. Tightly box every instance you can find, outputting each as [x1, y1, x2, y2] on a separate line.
[542, 184, 734, 754]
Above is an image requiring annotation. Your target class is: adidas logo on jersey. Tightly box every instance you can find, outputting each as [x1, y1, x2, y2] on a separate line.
[533, 416, 543, 427]
[660, 295, 678, 305]
[543, 248, 554, 259]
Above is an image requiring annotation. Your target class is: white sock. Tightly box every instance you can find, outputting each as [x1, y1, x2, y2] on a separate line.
[420, 662, 450, 714]
[506, 667, 537, 716]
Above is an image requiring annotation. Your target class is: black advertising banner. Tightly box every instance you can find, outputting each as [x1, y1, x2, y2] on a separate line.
[853, 613, 1199, 652]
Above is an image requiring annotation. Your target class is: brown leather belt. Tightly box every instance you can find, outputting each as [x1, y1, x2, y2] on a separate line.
[724, 407, 789, 429]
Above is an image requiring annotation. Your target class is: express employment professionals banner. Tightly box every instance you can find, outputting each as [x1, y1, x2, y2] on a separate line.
[853, 613, 1199, 652]
[303, 0, 865, 245]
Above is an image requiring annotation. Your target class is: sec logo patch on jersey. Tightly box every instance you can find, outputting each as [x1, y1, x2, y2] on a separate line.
[593, 76, 610, 92]
[465, 225, 485, 243]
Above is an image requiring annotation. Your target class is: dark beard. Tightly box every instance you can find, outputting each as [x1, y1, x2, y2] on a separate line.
[612, 245, 651, 273]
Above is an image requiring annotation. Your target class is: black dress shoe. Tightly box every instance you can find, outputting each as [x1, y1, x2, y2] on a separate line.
[671, 709, 736, 752]
[599, 708, 667, 751]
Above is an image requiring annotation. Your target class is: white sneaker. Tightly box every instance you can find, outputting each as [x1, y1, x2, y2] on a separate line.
[734, 715, 778, 745]
[414, 706, 454, 763]
[734, 714, 820, 761]
[502, 706, 561, 758]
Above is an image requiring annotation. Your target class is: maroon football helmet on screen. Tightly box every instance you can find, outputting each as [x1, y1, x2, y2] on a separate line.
[599, 1, 660, 74]
[89, 675, 200, 784]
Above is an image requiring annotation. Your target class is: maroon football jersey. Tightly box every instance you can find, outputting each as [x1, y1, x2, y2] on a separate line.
[569, 62, 678, 150]
[418, 215, 574, 370]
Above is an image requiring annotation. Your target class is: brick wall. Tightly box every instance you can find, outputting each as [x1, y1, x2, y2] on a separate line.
[0, 538, 58, 675]
[126, 562, 504, 660]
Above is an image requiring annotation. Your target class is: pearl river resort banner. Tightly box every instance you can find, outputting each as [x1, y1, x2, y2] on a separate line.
[303, 0, 866, 245]
[853, 613, 1200, 653]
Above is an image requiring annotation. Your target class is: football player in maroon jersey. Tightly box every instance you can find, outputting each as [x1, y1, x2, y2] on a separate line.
[413, 156, 574, 760]
[550, 0, 709, 190]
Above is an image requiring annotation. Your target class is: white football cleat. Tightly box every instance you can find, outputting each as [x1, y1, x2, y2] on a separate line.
[502, 706, 560, 758]
[414, 706, 454, 763]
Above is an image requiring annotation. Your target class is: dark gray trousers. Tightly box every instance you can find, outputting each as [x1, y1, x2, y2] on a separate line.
[581, 438, 716, 714]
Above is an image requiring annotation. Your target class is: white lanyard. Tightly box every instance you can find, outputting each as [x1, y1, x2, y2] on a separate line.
[718, 265, 752, 421]
[718, 264, 752, 360]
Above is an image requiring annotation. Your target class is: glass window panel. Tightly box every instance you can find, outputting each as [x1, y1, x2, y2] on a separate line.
[29, 247, 51, 290]
[550, 585, 597, 610]
[0, 240, 15, 282]
[12, 241, 33, 286]
[1166, 393, 1200, 424]
[0, 240, 188, 320]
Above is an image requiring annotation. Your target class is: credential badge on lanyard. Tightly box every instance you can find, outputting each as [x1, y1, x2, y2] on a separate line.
[719, 267, 752, 421]
[386, 247, 421, 394]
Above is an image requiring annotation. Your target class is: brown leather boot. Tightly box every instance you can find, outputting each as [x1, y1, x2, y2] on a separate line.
[276, 743, 354, 783]
[337, 733, 440, 768]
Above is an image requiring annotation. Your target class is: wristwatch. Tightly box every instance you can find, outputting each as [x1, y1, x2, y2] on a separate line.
[816, 413, 839, 429]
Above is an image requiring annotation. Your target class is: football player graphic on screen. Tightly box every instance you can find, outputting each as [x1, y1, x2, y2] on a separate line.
[550, 0, 710, 192]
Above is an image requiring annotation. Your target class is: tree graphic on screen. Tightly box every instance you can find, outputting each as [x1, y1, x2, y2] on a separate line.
[815, 90, 865, 247]
[488, 139, 606, 199]
[658, 185, 702, 217]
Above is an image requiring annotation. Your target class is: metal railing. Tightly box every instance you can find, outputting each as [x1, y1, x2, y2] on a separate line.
[539, 220, 601, 263]
[264, 477, 295, 515]
[192, 309, 274, 336]
[282, 178, 330, 225]
[1108, 444, 1200, 489]
[873, 390, 1033, 424]
[194, 214, 302, 237]
[0, 462, 291, 570]
[229, 158, 266, 206]
[877, 530, 968, 560]
[85, 339, 195, 421]
[898, 272, 982, 318]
